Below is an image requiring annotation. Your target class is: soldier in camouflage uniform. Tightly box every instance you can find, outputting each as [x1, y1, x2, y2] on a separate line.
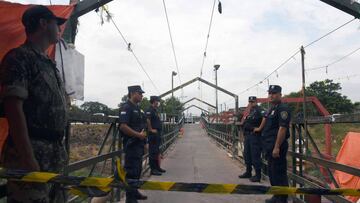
[0, 5, 68, 203]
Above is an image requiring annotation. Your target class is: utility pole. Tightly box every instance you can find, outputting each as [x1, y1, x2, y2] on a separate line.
[171, 71, 177, 98]
[301, 46, 308, 153]
[214, 64, 220, 122]
[267, 78, 270, 109]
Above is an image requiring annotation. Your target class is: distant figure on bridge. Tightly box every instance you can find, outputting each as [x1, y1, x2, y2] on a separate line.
[239, 96, 264, 182]
[119, 85, 148, 203]
[146, 96, 166, 176]
[261, 85, 291, 203]
[0, 5, 68, 202]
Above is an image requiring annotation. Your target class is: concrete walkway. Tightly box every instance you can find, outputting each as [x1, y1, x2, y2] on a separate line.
[141, 124, 272, 203]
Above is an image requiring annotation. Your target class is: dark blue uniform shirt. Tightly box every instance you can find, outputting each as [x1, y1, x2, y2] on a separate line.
[243, 106, 264, 134]
[262, 102, 291, 142]
[119, 100, 146, 147]
[146, 106, 162, 131]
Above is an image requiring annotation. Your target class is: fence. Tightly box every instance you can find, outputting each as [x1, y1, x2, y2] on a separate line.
[201, 115, 360, 203]
[0, 117, 183, 202]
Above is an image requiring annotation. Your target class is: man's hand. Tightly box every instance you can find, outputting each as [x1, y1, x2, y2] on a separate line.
[253, 128, 260, 133]
[137, 129, 147, 140]
[272, 147, 280, 158]
[151, 129, 158, 134]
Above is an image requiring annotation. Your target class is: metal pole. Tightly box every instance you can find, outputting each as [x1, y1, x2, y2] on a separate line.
[171, 72, 174, 98]
[215, 69, 218, 122]
[267, 78, 270, 109]
[301, 46, 309, 153]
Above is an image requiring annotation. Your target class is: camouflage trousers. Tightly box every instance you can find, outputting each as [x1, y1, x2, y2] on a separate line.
[3, 139, 67, 203]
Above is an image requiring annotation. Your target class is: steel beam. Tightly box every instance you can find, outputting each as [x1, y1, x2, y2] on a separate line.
[159, 77, 237, 99]
[71, 0, 114, 18]
[320, 0, 360, 18]
[63, 0, 114, 43]
[159, 77, 199, 98]
[182, 97, 216, 109]
[182, 105, 210, 114]
[197, 77, 237, 98]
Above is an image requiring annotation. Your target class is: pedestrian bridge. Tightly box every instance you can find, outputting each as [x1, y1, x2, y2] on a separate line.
[142, 123, 270, 203]
[1, 116, 359, 203]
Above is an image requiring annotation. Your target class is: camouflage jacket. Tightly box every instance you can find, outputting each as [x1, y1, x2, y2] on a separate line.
[0, 41, 68, 134]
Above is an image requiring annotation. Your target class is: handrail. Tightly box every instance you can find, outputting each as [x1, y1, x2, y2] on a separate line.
[201, 116, 358, 203]
[288, 151, 360, 177]
[65, 150, 123, 173]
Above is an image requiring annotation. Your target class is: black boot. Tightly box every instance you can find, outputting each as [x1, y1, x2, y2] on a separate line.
[250, 169, 261, 182]
[135, 190, 148, 200]
[265, 195, 287, 203]
[265, 196, 277, 203]
[151, 169, 162, 176]
[126, 191, 139, 203]
[157, 162, 166, 173]
[238, 167, 252, 178]
[157, 167, 166, 173]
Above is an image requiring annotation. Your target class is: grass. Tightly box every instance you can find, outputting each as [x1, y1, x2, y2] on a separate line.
[308, 123, 360, 157]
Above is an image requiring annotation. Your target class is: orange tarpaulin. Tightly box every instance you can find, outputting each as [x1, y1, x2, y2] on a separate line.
[333, 132, 360, 202]
[0, 1, 75, 61]
[0, 118, 8, 156]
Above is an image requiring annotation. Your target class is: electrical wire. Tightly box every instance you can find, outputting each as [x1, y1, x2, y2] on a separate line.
[199, 0, 216, 78]
[306, 46, 360, 71]
[162, 0, 182, 85]
[237, 17, 357, 95]
[104, 8, 160, 93]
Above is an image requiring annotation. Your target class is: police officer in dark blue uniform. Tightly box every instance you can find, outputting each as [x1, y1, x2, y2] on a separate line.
[262, 85, 290, 203]
[119, 85, 148, 203]
[146, 96, 166, 176]
[239, 96, 264, 182]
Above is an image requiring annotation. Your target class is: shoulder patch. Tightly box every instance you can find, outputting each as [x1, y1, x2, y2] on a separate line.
[280, 111, 288, 120]
[146, 112, 151, 115]
[120, 111, 127, 115]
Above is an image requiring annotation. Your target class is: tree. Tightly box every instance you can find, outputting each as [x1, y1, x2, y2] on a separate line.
[162, 96, 184, 116]
[118, 95, 128, 108]
[80, 101, 111, 115]
[285, 79, 355, 114]
[307, 79, 354, 114]
[140, 97, 151, 110]
[69, 104, 89, 120]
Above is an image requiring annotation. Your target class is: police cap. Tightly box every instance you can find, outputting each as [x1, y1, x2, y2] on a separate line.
[248, 96, 257, 102]
[150, 96, 160, 103]
[128, 85, 145, 94]
[268, 85, 282, 94]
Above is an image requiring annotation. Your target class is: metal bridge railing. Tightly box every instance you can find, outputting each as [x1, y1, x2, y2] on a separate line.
[201, 116, 360, 203]
[61, 117, 183, 202]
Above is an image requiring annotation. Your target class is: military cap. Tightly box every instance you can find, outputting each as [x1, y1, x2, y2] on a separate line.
[22, 5, 67, 28]
[128, 85, 145, 93]
[268, 85, 282, 94]
[248, 96, 257, 102]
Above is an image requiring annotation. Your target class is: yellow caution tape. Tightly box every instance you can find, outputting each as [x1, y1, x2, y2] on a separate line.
[1, 167, 360, 197]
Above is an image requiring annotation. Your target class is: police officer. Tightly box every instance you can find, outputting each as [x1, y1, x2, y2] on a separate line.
[239, 96, 264, 182]
[146, 96, 166, 176]
[262, 85, 290, 203]
[0, 5, 68, 202]
[119, 85, 148, 203]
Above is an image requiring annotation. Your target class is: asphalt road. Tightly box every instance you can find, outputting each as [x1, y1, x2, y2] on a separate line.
[140, 124, 272, 203]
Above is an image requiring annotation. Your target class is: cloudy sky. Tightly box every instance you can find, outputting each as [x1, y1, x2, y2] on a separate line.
[8, 0, 360, 114]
